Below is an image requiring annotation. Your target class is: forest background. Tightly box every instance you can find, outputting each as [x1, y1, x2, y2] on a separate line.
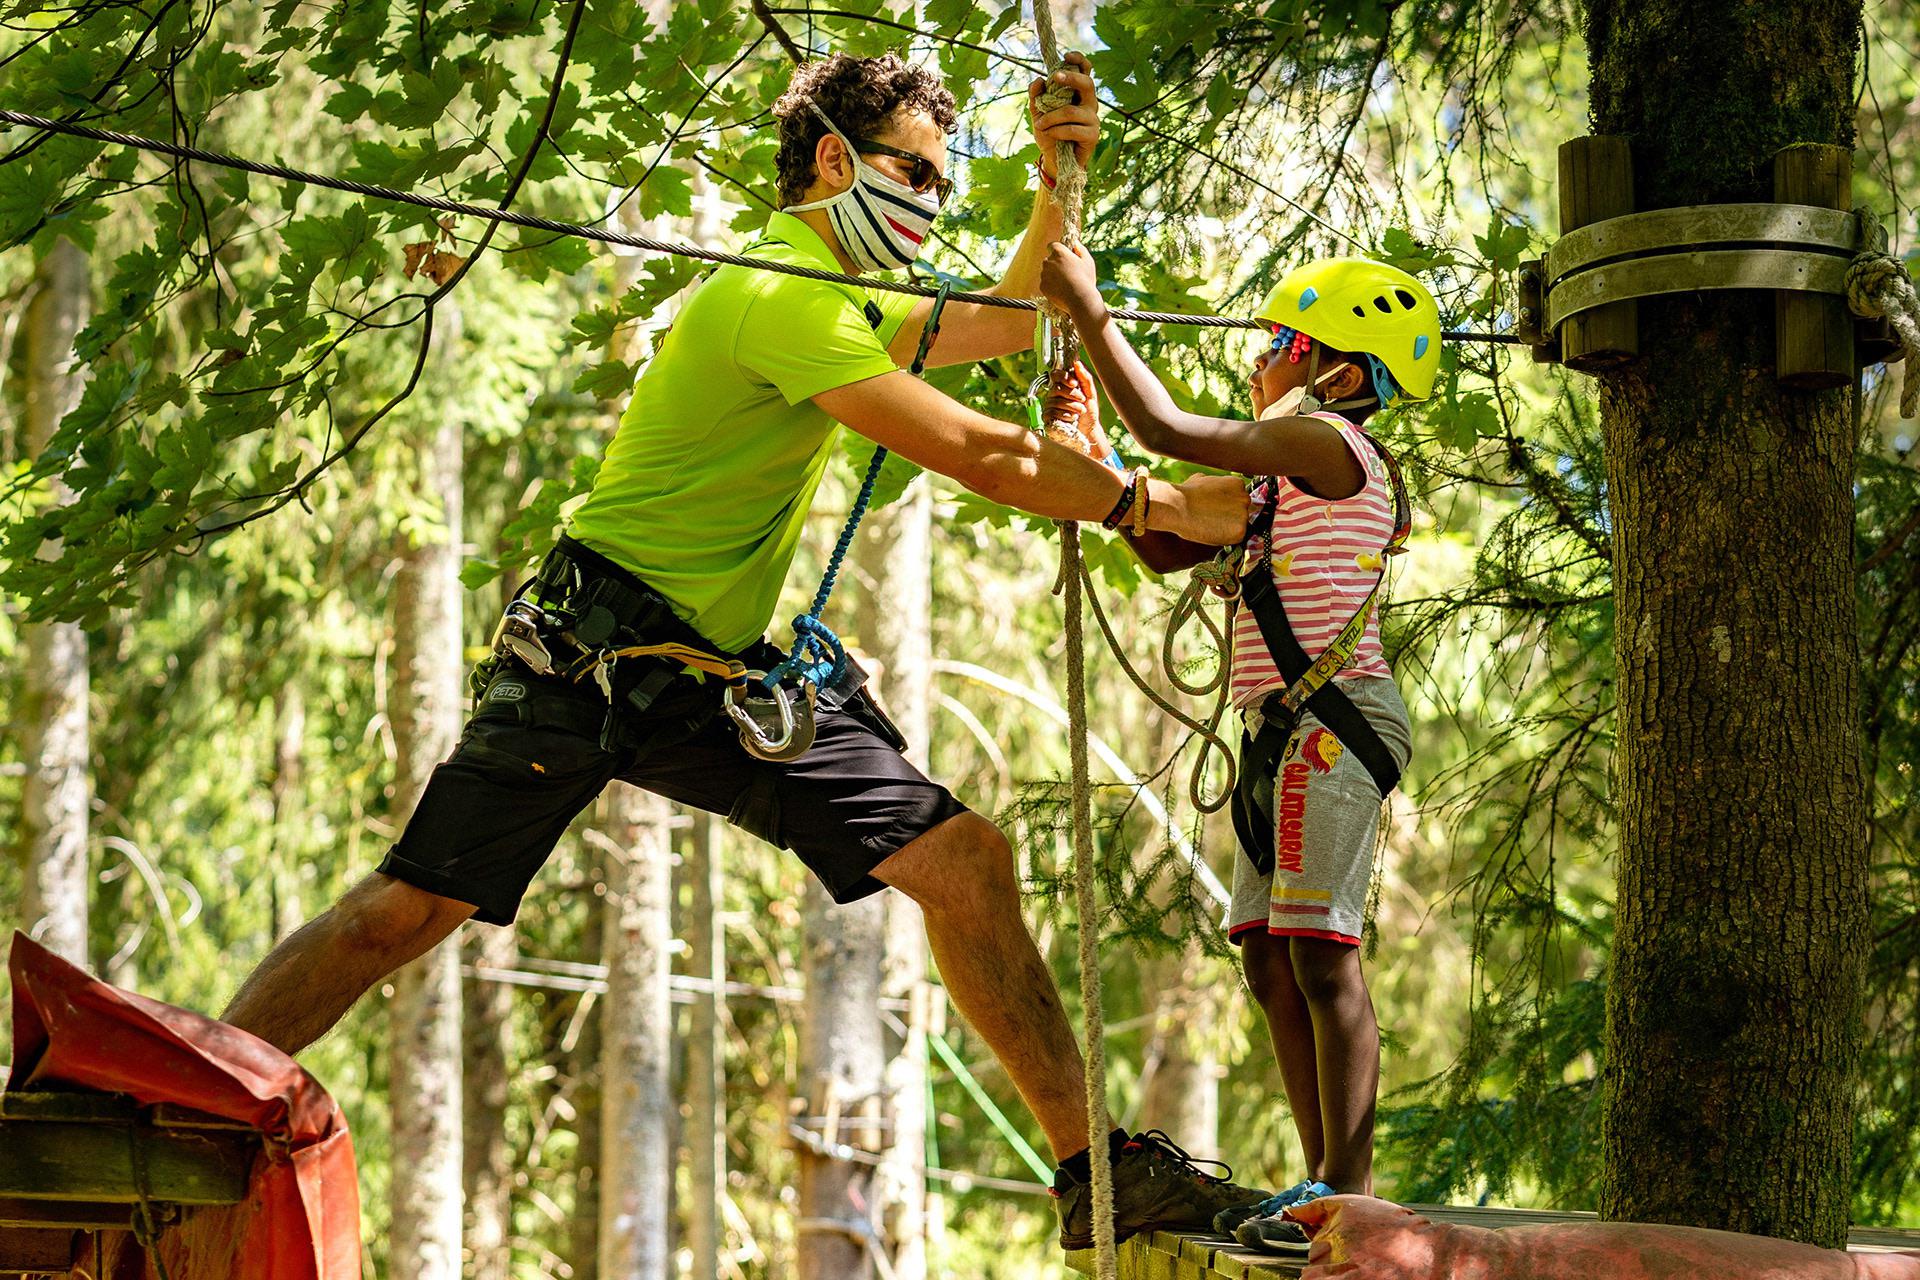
[2, 0, 1918, 1277]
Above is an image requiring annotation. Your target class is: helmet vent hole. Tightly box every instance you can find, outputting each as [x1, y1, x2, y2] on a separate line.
[1372, 296, 1392, 314]
[1352, 305, 1366, 318]
[1395, 289, 1417, 309]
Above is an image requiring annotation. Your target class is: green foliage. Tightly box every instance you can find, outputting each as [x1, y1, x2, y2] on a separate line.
[7, 2, 1920, 1271]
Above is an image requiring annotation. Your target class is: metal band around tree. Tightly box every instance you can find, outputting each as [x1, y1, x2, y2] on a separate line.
[1540, 201, 1872, 332]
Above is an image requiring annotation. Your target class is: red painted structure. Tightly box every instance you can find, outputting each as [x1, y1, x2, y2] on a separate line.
[7, 934, 360, 1280]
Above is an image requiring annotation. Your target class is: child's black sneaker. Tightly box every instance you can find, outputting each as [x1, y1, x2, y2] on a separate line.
[1233, 1182, 1334, 1255]
[1234, 1211, 1312, 1254]
[1055, 1130, 1269, 1251]
[1212, 1178, 1326, 1234]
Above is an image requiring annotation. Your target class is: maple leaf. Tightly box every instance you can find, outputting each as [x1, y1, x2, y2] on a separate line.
[421, 249, 467, 285]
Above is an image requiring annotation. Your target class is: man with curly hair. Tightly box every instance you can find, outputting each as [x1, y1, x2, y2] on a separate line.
[221, 49, 1259, 1250]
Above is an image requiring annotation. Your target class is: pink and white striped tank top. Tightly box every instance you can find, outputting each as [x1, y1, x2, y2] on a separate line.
[1229, 413, 1396, 708]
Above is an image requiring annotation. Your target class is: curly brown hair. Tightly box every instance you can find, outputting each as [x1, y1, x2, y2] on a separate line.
[773, 52, 957, 208]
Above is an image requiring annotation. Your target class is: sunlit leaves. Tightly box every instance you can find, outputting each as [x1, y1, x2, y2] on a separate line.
[460, 454, 603, 590]
[571, 358, 633, 400]
[1475, 219, 1531, 274]
[1375, 226, 1459, 274]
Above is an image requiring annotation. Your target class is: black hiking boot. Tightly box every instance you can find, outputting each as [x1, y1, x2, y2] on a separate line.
[1054, 1130, 1268, 1251]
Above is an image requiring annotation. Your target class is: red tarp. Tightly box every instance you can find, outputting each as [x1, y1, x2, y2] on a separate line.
[1290, 1195, 1920, 1279]
[7, 932, 360, 1280]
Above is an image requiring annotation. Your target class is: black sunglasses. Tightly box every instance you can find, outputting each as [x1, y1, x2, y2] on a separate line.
[851, 137, 957, 206]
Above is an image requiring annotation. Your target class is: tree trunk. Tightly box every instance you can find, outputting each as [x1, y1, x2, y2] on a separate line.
[17, 237, 91, 968]
[464, 920, 517, 1280]
[570, 871, 606, 1280]
[388, 304, 466, 1280]
[683, 811, 727, 1280]
[853, 481, 935, 1280]
[599, 785, 676, 1280]
[797, 881, 886, 1280]
[1587, 0, 1869, 1245]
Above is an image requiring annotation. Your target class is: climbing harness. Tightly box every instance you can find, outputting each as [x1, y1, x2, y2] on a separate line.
[473, 536, 752, 756]
[469, 259, 961, 769]
[1227, 434, 1413, 876]
[723, 280, 957, 762]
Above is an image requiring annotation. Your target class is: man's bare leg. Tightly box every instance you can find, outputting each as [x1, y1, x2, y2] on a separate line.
[1241, 930, 1327, 1180]
[222, 872, 477, 1055]
[872, 812, 1093, 1161]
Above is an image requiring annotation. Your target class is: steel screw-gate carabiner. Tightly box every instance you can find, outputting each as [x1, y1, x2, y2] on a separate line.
[725, 672, 817, 763]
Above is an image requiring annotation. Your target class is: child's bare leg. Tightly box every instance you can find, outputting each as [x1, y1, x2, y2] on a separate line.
[1241, 930, 1326, 1179]
[1287, 936, 1377, 1194]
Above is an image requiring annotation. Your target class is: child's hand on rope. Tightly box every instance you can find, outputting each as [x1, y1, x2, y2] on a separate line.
[1029, 50, 1099, 182]
[1043, 360, 1113, 463]
[1041, 241, 1106, 323]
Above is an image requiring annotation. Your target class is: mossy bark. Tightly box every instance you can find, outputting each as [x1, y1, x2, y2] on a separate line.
[1586, 0, 1869, 1247]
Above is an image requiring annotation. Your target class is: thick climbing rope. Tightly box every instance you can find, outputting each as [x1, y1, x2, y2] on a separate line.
[1026, 5, 1117, 1276]
[1846, 245, 1920, 419]
[1079, 557, 1238, 813]
[0, 109, 1522, 342]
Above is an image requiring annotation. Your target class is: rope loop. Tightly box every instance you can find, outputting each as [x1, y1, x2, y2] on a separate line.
[1845, 248, 1920, 419]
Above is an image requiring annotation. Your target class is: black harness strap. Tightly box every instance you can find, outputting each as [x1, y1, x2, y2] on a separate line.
[1229, 441, 1406, 876]
[545, 535, 742, 660]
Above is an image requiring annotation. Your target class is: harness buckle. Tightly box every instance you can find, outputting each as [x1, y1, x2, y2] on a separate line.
[725, 671, 817, 763]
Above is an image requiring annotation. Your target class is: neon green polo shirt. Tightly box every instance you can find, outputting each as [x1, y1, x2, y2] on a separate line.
[566, 212, 916, 653]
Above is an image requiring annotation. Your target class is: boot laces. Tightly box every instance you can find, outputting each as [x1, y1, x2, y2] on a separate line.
[1128, 1129, 1235, 1186]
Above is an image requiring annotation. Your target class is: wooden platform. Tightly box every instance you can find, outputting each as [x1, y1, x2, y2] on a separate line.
[1066, 1228, 1308, 1277]
[1064, 1204, 1920, 1278]
[0, 1091, 259, 1276]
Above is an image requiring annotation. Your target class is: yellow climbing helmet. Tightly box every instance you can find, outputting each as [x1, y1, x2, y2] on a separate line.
[1254, 257, 1442, 402]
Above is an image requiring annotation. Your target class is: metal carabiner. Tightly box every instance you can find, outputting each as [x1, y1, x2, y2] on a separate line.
[725, 671, 817, 763]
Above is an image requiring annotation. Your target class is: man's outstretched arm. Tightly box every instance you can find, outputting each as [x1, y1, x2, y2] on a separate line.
[813, 370, 1248, 544]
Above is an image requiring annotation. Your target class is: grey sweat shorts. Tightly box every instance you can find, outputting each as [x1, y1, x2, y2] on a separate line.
[1227, 675, 1412, 946]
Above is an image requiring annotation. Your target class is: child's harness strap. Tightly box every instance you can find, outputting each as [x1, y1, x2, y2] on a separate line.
[1230, 433, 1410, 877]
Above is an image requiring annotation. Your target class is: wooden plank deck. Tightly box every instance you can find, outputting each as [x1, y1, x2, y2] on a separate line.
[1065, 1205, 1920, 1278]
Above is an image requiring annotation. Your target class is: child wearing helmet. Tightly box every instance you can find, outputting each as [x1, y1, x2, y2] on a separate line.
[1039, 242, 1441, 1255]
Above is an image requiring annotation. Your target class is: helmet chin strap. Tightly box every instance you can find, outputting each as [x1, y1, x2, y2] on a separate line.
[1296, 345, 1378, 414]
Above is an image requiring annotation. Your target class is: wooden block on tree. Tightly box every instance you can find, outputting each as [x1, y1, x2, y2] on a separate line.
[1773, 142, 1856, 390]
[1558, 136, 1638, 370]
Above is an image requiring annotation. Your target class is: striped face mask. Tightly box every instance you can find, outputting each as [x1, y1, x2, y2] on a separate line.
[785, 103, 939, 272]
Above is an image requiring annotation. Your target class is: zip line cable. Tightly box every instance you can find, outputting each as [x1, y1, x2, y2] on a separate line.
[0, 109, 1523, 343]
